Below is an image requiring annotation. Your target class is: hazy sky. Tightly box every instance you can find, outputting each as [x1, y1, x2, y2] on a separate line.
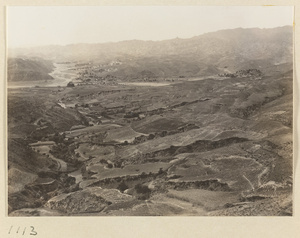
[7, 6, 293, 48]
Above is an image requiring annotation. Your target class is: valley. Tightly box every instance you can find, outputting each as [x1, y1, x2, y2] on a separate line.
[7, 26, 293, 216]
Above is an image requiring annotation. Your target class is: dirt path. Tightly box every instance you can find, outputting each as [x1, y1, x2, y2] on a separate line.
[257, 167, 269, 187]
[242, 174, 255, 191]
[49, 154, 67, 171]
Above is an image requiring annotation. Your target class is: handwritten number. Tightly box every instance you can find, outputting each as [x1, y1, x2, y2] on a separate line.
[23, 227, 27, 235]
[8, 226, 13, 234]
[30, 226, 37, 236]
[8, 226, 37, 236]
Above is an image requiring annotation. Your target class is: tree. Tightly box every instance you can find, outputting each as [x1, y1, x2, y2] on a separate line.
[158, 168, 164, 175]
[117, 181, 129, 192]
[67, 81, 75, 87]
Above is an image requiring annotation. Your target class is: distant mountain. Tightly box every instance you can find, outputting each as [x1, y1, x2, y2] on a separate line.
[7, 58, 54, 81]
[8, 26, 293, 78]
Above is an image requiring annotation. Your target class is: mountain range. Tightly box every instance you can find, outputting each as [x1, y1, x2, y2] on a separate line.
[8, 26, 293, 79]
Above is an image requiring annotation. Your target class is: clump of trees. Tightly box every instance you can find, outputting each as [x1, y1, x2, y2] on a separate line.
[50, 142, 78, 165]
[134, 183, 151, 200]
[218, 69, 263, 78]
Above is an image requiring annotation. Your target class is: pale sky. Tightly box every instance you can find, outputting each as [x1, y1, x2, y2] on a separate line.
[7, 6, 294, 48]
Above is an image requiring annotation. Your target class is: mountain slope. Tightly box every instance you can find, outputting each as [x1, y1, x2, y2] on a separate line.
[7, 58, 54, 81]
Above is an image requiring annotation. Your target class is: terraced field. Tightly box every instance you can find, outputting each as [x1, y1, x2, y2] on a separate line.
[7, 66, 293, 216]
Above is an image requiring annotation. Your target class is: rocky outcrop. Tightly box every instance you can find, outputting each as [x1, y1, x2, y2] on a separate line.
[45, 187, 134, 214]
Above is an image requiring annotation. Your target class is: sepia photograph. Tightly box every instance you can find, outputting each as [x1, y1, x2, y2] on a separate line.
[6, 5, 294, 217]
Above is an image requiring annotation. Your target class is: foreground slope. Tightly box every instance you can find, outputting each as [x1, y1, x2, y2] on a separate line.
[8, 68, 293, 216]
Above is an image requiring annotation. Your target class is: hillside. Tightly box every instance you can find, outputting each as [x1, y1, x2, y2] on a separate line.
[7, 58, 54, 81]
